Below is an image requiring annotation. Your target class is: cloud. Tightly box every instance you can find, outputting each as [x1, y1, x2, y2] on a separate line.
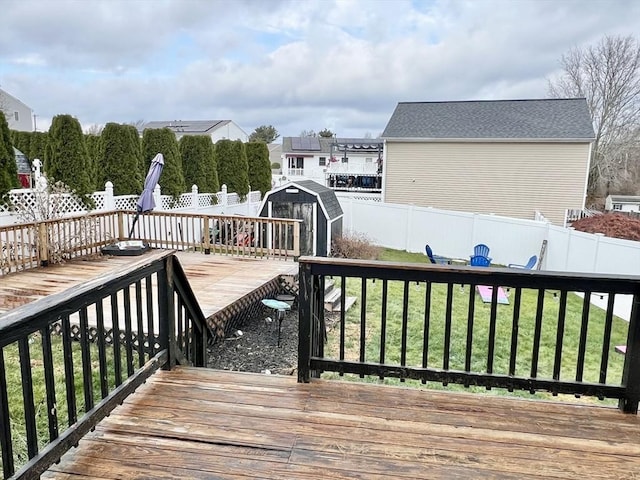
[0, 0, 638, 138]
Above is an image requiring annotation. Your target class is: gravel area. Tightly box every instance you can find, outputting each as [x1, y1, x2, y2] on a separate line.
[207, 308, 299, 376]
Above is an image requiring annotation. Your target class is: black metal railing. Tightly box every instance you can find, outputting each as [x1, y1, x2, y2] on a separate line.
[298, 257, 640, 413]
[0, 251, 207, 479]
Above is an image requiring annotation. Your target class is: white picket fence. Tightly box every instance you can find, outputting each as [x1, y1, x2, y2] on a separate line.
[339, 197, 640, 277]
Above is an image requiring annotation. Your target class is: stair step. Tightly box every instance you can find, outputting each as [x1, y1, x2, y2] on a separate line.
[329, 296, 357, 313]
[324, 279, 335, 296]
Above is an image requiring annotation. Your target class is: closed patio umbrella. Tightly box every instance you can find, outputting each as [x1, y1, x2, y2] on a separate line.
[128, 153, 164, 238]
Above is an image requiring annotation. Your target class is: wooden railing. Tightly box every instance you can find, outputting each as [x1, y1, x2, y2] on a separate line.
[0, 210, 300, 275]
[298, 257, 640, 413]
[0, 251, 207, 478]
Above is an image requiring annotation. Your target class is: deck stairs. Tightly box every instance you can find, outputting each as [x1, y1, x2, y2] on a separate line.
[323, 278, 357, 312]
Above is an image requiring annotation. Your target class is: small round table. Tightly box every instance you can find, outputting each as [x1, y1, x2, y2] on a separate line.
[261, 299, 291, 347]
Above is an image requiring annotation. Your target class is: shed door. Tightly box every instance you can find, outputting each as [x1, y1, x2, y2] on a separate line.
[272, 202, 314, 256]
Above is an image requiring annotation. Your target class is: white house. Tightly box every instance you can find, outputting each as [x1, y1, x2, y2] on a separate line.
[605, 195, 640, 212]
[281, 136, 382, 192]
[0, 88, 34, 132]
[141, 120, 248, 142]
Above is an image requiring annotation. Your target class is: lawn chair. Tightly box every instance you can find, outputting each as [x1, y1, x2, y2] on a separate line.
[425, 244, 449, 265]
[508, 255, 537, 270]
[469, 255, 491, 267]
[470, 243, 491, 266]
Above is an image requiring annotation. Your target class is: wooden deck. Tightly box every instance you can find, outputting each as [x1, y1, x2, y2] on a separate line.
[0, 251, 297, 318]
[42, 367, 640, 479]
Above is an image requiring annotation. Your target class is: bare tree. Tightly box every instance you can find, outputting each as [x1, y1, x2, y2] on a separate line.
[548, 35, 640, 197]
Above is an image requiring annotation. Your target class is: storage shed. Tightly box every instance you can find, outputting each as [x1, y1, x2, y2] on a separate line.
[258, 180, 343, 256]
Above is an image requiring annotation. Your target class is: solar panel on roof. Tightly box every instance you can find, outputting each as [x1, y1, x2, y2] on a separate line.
[291, 137, 321, 151]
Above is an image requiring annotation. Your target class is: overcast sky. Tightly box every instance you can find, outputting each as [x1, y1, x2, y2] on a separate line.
[1, 0, 638, 139]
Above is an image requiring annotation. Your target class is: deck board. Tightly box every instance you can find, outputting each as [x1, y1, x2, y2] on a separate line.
[43, 367, 640, 479]
[0, 251, 296, 319]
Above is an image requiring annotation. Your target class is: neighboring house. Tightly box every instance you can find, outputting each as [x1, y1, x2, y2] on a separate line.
[0, 88, 33, 132]
[381, 98, 595, 225]
[281, 136, 382, 193]
[605, 195, 640, 212]
[140, 120, 249, 142]
[268, 143, 282, 170]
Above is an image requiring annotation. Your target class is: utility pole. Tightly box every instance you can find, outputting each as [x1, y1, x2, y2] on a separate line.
[33, 113, 37, 131]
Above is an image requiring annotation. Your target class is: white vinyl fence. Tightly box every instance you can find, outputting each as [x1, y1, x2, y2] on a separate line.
[0, 183, 262, 227]
[339, 197, 640, 277]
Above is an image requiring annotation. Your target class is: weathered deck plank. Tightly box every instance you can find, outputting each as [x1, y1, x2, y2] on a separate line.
[43, 367, 640, 479]
[0, 251, 296, 319]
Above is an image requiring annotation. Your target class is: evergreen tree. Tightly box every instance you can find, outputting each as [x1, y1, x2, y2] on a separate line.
[141, 128, 185, 199]
[11, 130, 31, 157]
[123, 124, 144, 181]
[245, 142, 272, 196]
[0, 112, 19, 201]
[45, 114, 92, 198]
[28, 131, 48, 164]
[84, 133, 101, 190]
[100, 123, 143, 195]
[216, 139, 249, 199]
[179, 135, 219, 193]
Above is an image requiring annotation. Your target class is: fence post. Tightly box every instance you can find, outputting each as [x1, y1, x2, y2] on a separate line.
[221, 184, 228, 211]
[593, 232, 604, 273]
[620, 290, 640, 413]
[154, 185, 162, 211]
[191, 185, 198, 210]
[104, 181, 115, 211]
[404, 204, 413, 252]
[293, 220, 300, 258]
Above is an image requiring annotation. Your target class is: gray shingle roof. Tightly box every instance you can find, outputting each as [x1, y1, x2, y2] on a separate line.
[141, 120, 229, 133]
[381, 98, 595, 140]
[290, 180, 343, 220]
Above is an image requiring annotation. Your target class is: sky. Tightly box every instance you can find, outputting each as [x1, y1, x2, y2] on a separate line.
[1, 0, 639, 139]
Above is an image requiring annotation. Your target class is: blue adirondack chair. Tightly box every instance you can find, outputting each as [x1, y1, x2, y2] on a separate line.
[470, 243, 491, 266]
[508, 255, 537, 270]
[425, 244, 449, 265]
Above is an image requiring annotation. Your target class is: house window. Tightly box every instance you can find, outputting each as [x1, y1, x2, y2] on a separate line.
[342, 156, 348, 163]
[613, 204, 622, 210]
[288, 157, 304, 169]
[14, 111, 19, 122]
[319, 157, 326, 166]
[365, 157, 373, 163]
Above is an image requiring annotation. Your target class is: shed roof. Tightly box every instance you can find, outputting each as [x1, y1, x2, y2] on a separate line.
[381, 98, 595, 140]
[608, 195, 640, 204]
[267, 180, 343, 220]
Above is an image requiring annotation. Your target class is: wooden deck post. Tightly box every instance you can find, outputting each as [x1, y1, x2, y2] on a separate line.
[158, 256, 176, 370]
[38, 222, 49, 266]
[203, 217, 211, 254]
[117, 211, 125, 241]
[298, 261, 312, 382]
[293, 221, 300, 259]
[620, 290, 640, 413]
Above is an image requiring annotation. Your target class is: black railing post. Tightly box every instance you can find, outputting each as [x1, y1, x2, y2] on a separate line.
[620, 291, 640, 413]
[298, 261, 312, 383]
[158, 257, 176, 370]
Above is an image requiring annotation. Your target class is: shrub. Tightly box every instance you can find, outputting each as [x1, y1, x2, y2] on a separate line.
[271, 162, 281, 169]
[331, 233, 381, 260]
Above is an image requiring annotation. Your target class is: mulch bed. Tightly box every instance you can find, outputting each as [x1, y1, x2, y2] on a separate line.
[571, 212, 640, 241]
[207, 309, 300, 376]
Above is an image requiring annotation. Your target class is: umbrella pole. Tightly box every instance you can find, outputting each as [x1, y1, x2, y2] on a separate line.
[128, 212, 141, 239]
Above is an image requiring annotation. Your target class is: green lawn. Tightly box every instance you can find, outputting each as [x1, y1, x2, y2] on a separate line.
[322, 248, 629, 403]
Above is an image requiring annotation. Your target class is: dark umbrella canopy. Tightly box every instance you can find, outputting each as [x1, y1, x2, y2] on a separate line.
[137, 153, 165, 213]
[129, 153, 164, 238]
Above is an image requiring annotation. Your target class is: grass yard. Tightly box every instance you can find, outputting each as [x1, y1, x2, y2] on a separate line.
[1, 325, 144, 473]
[323, 248, 630, 404]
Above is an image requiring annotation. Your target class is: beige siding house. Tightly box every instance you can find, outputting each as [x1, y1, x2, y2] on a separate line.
[381, 99, 595, 225]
